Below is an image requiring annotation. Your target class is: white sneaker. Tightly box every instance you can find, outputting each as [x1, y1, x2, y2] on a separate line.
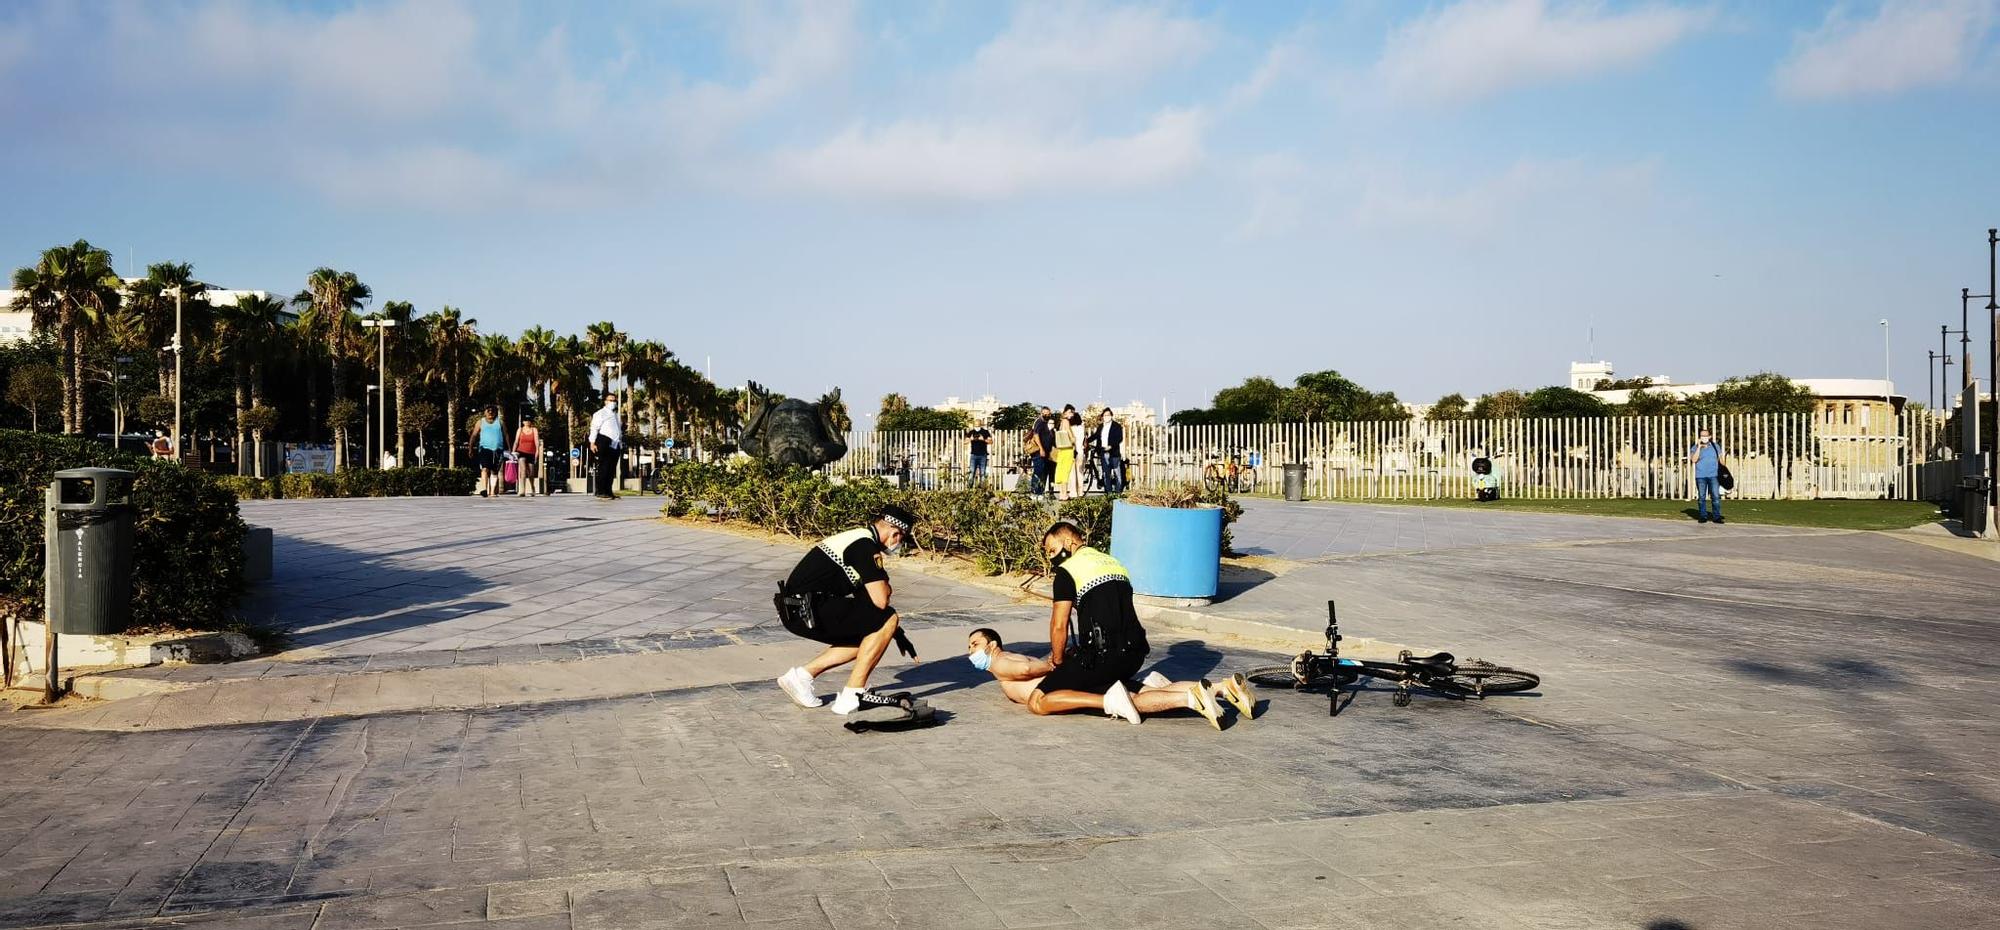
[1140, 671, 1172, 690]
[829, 687, 866, 715]
[1103, 681, 1142, 725]
[777, 667, 821, 708]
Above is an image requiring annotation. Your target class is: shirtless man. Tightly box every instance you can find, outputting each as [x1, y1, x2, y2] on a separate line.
[964, 627, 1254, 728]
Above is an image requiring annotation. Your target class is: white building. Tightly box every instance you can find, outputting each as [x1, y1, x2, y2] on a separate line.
[1110, 400, 1158, 427]
[1572, 361, 1904, 433]
[935, 394, 1004, 424]
[0, 284, 290, 345]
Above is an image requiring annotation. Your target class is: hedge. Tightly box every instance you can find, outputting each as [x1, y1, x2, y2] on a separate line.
[660, 460, 1239, 576]
[0, 429, 245, 631]
[217, 467, 476, 500]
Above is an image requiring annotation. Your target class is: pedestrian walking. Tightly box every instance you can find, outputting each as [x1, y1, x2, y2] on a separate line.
[1053, 405, 1081, 500]
[1031, 407, 1057, 496]
[1688, 427, 1725, 524]
[588, 396, 623, 501]
[469, 405, 506, 498]
[514, 414, 543, 497]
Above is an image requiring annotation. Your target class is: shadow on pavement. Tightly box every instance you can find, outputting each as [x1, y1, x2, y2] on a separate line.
[239, 534, 496, 650]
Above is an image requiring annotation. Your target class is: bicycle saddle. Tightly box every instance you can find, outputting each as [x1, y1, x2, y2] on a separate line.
[1404, 652, 1455, 667]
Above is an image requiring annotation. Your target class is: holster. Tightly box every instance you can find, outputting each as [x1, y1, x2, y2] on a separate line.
[774, 584, 817, 631]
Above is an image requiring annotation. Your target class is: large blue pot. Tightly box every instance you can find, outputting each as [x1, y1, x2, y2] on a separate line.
[1109, 500, 1223, 599]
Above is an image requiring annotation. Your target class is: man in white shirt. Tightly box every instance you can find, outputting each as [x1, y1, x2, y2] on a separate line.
[587, 397, 623, 500]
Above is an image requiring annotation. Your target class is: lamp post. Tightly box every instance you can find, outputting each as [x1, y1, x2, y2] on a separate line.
[360, 318, 397, 468]
[365, 385, 378, 472]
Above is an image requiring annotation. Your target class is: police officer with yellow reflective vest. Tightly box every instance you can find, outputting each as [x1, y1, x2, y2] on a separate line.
[774, 506, 921, 714]
[1028, 521, 1250, 727]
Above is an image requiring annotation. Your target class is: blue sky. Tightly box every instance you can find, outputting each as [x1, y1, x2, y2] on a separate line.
[3, 0, 1997, 416]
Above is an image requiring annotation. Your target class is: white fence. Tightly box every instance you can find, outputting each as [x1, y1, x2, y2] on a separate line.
[821, 413, 1957, 502]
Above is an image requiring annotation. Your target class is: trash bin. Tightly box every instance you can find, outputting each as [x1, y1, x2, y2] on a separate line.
[45, 467, 135, 635]
[1282, 463, 1307, 502]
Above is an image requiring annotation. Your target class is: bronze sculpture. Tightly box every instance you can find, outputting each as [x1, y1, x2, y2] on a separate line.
[739, 381, 849, 468]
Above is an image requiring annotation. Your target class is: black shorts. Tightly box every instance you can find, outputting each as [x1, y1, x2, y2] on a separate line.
[475, 447, 503, 472]
[781, 593, 896, 647]
[1039, 649, 1148, 696]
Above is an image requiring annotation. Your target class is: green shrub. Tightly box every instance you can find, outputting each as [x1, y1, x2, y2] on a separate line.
[279, 473, 338, 499]
[658, 460, 1233, 576]
[216, 475, 276, 500]
[0, 429, 245, 630]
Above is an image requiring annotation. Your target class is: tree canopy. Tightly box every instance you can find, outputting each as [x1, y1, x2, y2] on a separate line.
[1171, 371, 1407, 424]
[878, 406, 970, 431]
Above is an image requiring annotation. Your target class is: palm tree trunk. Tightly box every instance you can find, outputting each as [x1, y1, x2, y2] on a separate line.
[234, 362, 248, 475]
[68, 324, 86, 435]
[447, 395, 460, 469]
[329, 347, 344, 472]
[395, 376, 409, 465]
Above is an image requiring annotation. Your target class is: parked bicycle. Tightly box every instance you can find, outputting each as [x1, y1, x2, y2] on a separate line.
[1203, 448, 1260, 493]
[1244, 601, 1540, 715]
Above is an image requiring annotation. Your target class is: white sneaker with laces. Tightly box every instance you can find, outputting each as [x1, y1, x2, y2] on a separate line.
[830, 687, 866, 715]
[777, 667, 821, 708]
[1103, 681, 1142, 725]
[1140, 671, 1171, 690]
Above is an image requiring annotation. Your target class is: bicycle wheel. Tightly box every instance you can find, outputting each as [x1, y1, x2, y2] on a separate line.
[1245, 665, 1308, 688]
[1235, 468, 1257, 493]
[1203, 464, 1226, 491]
[1433, 662, 1539, 696]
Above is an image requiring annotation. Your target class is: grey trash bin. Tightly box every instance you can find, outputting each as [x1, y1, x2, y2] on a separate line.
[1282, 463, 1307, 502]
[45, 467, 136, 636]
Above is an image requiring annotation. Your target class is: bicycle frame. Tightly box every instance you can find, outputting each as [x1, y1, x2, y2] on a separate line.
[1298, 601, 1475, 716]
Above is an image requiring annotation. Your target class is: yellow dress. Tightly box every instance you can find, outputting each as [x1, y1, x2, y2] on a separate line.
[1053, 447, 1075, 484]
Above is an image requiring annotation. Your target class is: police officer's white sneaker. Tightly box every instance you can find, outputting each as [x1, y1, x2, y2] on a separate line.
[830, 687, 867, 715]
[1103, 681, 1142, 725]
[778, 667, 821, 708]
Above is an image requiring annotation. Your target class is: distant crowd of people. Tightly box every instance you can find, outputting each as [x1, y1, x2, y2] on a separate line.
[962, 404, 1125, 499]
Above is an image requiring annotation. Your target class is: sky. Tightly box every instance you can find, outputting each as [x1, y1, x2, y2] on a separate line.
[2, 0, 1997, 418]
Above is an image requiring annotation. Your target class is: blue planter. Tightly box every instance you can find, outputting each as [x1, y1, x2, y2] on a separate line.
[1109, 500, 1223, 599]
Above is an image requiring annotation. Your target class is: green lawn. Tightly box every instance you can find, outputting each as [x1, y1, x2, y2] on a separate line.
[1285, 496, 1944, 531]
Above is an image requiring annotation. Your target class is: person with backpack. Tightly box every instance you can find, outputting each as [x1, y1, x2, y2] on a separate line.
[1689, 427, 1726, 523]
[1021, 522, 1242, 727]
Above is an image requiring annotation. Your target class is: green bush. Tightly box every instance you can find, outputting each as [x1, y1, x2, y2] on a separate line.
[0, 429, 245, 630]
[270, 467, 474, 499]
[279, 473, 338, 499]
[215, 475, 275, 500]
[659, 460, 1230, 576]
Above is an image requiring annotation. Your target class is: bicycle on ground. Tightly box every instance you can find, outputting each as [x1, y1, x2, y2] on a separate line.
[1244, 601, 1540, 716]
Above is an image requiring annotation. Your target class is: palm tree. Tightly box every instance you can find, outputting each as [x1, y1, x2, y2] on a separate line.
[9, 240, 123, 433]
[546, 334, 592, 479]
[516, 325, 558, 418]
[292, 268, 370, 468]
[127, 263, 211, 400]
[372, 300, 426, 465]
[583, 320, 626, 395]
[424, 306, 478, 468]
[224, 294, 289, 421]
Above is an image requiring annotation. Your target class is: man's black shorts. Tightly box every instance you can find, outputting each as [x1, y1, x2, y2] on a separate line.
[475, 447, 503, 472]
[781, 593, 895, 647]
[1039, 649, 1148, 696]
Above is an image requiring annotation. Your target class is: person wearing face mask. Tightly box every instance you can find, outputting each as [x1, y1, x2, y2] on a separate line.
[963, 627, 1249, 728]
[774, 506, 922, 715]
[1024, 522, 1253, 727]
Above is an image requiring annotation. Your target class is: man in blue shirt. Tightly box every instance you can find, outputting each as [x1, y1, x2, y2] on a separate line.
[1688, 427, 1725, 524]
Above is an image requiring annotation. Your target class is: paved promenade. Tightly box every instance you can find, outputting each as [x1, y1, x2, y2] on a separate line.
[0, 495, 1993, 929]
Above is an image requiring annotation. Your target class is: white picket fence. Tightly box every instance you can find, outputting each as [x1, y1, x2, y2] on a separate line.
[822, 413, 1958, 502]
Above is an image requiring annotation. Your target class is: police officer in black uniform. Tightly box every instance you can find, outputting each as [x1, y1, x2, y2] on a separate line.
[773, 506, 920, 714]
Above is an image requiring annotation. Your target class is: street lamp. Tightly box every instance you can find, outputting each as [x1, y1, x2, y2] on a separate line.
[360, 318, 397, 469]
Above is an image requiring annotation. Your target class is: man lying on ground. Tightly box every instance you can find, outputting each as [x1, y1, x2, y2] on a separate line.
[964, 627, 1254, 727]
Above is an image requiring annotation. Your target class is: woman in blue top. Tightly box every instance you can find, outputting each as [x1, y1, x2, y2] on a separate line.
[1688, 427, 1725, 523]
[470, 405, 506, 498]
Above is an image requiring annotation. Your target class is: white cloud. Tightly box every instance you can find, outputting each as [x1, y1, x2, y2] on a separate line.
[1233, 153, 1312, 239]
[1376, 0, 1711, 103]
[769, 108, 1207, 203]
[964, 1, 1214, 102]
[1776, 0, 1997, 99]
[1351, 158, 1660, 235]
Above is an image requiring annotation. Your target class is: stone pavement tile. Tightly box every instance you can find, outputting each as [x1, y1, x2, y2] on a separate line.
[568, 883, 743, 930]
[1190, 859, 1373, 907]
[314, 887, 490, 930]
[725, 861, 887, 898]
[817, 885, 1004, 930]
